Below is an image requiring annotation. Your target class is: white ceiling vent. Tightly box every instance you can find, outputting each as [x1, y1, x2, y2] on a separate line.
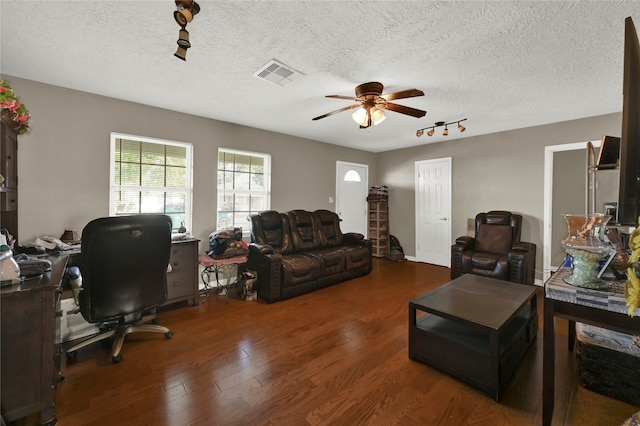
[253, 59, 302, 86]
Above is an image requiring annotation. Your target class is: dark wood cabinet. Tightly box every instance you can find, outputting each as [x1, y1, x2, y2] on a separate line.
[1, 114, 19, 243]
[164, 239, 200, 307]
[0, 256, 68, 425]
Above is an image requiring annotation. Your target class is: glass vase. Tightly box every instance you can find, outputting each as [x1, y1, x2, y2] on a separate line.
[561, 213, 612, 289]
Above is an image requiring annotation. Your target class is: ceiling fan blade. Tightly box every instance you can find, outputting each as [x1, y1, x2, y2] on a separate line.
[325, 95, 359, 101]
[381, 89, 424, 101]
[312, 103, 361, 121]
[383, 102, 427, 118]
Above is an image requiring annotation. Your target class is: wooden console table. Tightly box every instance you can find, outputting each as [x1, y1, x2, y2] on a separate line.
[543, 268, 640, 426]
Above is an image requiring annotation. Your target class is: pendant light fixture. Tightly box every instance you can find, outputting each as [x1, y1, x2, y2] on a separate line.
[173, 0, 200, 61]
[416, 118, 467, 137]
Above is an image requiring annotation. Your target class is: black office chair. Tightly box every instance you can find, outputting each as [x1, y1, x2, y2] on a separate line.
[65, 214, 174, 363]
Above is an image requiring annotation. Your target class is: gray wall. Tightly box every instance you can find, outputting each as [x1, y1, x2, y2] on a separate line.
[6, 75, 625, 281]
[376, 114, 622, 281]
[6, 76, 376, 252]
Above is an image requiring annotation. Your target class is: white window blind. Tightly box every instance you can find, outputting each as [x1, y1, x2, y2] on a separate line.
[217, 148, 270, 230]
[110, 133, 193, 232]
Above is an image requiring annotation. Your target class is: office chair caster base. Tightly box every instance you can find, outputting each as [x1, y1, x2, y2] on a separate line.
[165, 331, 173, 339]
[66, 351, 77, 360]
[112, 353, 122, 363]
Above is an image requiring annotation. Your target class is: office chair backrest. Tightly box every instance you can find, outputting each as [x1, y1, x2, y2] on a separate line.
[79, 214, 172, 323]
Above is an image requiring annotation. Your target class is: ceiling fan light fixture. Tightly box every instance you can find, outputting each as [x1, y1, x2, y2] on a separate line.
[352, 108, 368, 127]
[370, 107, 385, 125]
[312, 82, 425, 127]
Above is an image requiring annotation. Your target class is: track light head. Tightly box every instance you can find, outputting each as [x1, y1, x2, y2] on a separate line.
[416, 129, 424, 137]
[458, 123, 466, 132]
[442, 126, 449, 136]
[427, 128, 435, 137]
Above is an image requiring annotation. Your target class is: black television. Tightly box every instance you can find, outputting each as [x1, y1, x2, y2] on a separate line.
[596, 135, 621, 170]
[618, 17, 640, 226]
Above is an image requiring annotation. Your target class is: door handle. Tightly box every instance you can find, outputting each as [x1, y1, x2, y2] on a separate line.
[440, 217, 448, 221]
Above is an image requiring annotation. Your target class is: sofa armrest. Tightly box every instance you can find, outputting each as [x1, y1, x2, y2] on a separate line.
[451, 236, 475, 279]
[249, 242, 275, 255]
[511, 242, 534, 252]
[344, 232, 364, 241]
[508, 242, 536, 284]
[455, 235, 475, 247]
[247, 243, 283, 303]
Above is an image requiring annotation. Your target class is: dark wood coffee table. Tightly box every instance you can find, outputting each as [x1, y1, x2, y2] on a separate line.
[408, 274, 538, 401]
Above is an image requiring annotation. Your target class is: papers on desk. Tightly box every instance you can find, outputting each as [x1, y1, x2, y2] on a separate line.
[171, 233, 191, 241]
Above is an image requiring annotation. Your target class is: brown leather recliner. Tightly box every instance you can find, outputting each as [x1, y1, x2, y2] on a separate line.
[247, 209, 372, 303]
[451, 211, 536, 284]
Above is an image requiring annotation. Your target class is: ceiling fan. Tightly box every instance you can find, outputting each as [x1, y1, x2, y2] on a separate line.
[312, 82, 426, 128]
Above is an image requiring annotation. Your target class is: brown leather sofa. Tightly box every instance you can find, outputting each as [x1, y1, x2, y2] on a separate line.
[451, 210, 536, 284]
[247, 209, 373, 303]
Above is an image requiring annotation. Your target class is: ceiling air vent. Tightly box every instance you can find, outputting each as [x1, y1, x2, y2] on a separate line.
[253, 59, 302, 86]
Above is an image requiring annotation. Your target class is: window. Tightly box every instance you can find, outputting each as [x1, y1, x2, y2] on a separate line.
[217, 148, 270, 230]
[110, 133, 193, 232]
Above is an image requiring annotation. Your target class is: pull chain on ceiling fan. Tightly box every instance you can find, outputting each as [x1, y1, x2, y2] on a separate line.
[312, 82, 426, 129]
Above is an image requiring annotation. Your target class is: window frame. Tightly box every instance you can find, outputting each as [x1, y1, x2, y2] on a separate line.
[109, 132, 193, 232]
[217, 148, 271, 234]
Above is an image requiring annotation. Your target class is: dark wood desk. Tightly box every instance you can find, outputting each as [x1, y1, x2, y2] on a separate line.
[543, 268, 640, 426]
[0, 255, 68, 425]
[65, 238, 200, 307]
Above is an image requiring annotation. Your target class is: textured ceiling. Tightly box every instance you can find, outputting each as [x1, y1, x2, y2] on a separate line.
[2, 1, 640, 153]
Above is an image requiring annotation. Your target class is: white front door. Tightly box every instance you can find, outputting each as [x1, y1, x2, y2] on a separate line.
[415, 158, 452, 267]
[336, 161, 368, 236]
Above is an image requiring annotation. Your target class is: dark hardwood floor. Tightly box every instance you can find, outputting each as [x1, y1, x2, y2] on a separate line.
[37, 260, 640, 425]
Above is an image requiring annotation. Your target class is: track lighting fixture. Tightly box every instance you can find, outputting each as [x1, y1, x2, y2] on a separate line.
[416, 118, 467, 137]
[173, 0, 200, 61]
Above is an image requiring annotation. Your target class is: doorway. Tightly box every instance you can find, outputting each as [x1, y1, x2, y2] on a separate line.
[336, 161, 368, 236]
[543, 140, 601, 283]
[415, 158, 452, 267]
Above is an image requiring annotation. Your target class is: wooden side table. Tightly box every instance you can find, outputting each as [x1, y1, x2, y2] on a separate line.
[543, 268, 640, 426]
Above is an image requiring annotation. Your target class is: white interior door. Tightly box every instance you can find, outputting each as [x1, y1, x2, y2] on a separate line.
[336, 161, 368, 236]
[415, 158, 452, 267]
